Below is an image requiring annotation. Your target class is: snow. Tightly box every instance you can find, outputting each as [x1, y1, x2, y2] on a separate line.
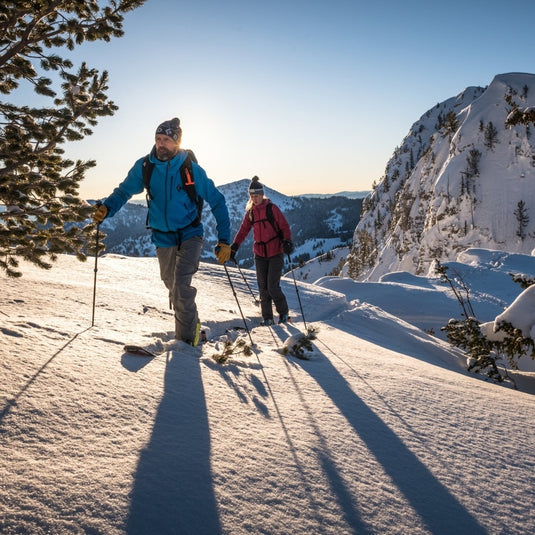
[1, 250, 535, 534]
[354, 73, 535, 282]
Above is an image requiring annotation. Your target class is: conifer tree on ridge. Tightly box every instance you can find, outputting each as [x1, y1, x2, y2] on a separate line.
[0, 0, 146, 277]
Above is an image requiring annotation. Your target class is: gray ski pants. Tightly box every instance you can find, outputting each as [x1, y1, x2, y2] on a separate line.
[156, 236, 203, 342]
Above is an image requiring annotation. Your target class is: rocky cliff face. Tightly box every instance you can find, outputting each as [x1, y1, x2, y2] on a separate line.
[350, 72, 535, 281]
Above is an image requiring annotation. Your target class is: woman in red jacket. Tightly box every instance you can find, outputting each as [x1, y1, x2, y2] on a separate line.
[230, 177, 294, 325]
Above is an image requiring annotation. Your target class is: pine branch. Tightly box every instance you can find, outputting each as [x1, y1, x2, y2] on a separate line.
[211, 339, 253, 364]
[0, 1, 146, 276]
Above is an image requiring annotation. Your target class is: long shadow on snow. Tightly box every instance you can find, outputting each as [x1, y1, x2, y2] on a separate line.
[126, 351, 221, 534]
[273, 324, 372, 534]
[294, 350, 486, 535]
[0, 327, 91, 423]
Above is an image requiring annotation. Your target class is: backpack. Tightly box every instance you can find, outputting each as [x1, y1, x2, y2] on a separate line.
[248, 201, 284, 242]
[141, 149, 204, 228]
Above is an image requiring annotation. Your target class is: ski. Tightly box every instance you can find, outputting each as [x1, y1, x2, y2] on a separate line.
[123, 345, 159, 357]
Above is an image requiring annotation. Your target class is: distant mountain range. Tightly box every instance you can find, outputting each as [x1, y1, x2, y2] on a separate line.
[302, 191, 370, 199]
[91, 182, 363, 269]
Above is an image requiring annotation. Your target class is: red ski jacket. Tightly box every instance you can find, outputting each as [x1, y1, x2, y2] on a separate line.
[233, 199, 291, 258]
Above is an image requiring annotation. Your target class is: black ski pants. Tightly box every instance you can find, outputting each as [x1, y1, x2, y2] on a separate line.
[254, 253, 289, 321]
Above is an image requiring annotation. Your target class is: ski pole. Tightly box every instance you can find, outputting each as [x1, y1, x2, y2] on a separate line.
[286, 253, 308, 332]
[91, 223, 100, 327]
[233, 259, 259, 306]
[223, 263, 254, 346]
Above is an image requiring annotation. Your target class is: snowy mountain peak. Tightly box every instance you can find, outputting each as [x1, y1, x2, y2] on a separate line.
[351, 72, 535, 281]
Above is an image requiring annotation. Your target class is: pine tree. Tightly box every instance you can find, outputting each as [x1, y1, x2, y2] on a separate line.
[505, 93, 535, 128]
[0, 0, 146, 277]
[465, 149, 481, 178]
[441, 111, 458, 139]
[483, 121, 499, 150]
[347, 230, 376, 280]
[514, 200, 529, 240]
[461, 148, 481, 198]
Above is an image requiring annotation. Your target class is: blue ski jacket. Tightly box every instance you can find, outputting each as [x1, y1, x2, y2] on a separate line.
[102, 148, 231, 248]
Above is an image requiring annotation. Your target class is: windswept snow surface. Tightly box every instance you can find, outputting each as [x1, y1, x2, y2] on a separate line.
[1, 252, 534, 534]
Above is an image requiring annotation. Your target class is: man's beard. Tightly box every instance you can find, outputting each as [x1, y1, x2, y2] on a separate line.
[156, 146, 178, 161]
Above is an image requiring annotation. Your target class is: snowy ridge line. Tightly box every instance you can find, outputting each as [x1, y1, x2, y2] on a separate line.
[353, 73, 535, 281]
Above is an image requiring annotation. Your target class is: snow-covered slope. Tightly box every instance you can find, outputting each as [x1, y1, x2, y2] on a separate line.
[352, 72, 535, 281]
[1, 251, 534, 534]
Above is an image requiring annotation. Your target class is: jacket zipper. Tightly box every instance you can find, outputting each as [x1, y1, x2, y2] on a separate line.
[164, 162, 170, 230]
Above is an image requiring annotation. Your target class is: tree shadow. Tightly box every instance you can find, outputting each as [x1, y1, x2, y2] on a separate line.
[295, 351, 487, 535]
[126, 352, 221, 534]
[0, 326, 91, 423]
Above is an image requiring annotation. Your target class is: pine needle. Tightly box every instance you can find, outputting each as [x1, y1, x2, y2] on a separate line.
[212, 338, 252, 364]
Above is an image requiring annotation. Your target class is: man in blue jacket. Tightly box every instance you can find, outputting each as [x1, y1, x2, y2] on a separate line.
[93, 117, 231, 345]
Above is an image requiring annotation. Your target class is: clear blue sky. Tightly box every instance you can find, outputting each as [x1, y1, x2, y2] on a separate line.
[68, 0, 535, 200]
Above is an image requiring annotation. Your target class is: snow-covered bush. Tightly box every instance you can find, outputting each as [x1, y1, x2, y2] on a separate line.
[438, 261, 535, 386]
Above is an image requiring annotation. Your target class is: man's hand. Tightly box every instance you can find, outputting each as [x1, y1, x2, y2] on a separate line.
[93, 203, 108, 224]
[214, 242, 231, 264]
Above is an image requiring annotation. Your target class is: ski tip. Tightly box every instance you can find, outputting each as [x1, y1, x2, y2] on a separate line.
[123, 345, 158, 357]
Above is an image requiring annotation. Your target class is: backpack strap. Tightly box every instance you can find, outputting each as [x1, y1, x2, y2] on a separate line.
[248, 202, 282, 238]
[141, 155, 155, 228]
[249, 201, 283, 255]
[265, 202, 283, 240]
[142, 149, 203, 228]
[142, 155, 155, 200]
[179, 149, 203, 227]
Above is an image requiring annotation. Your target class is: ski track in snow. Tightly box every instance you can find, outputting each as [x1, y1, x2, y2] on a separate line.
[1, 254, 534, 534]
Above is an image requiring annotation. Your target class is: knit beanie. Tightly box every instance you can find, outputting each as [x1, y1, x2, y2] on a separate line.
[155, 117, 182, 142]
[249, 176, 264, 195]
